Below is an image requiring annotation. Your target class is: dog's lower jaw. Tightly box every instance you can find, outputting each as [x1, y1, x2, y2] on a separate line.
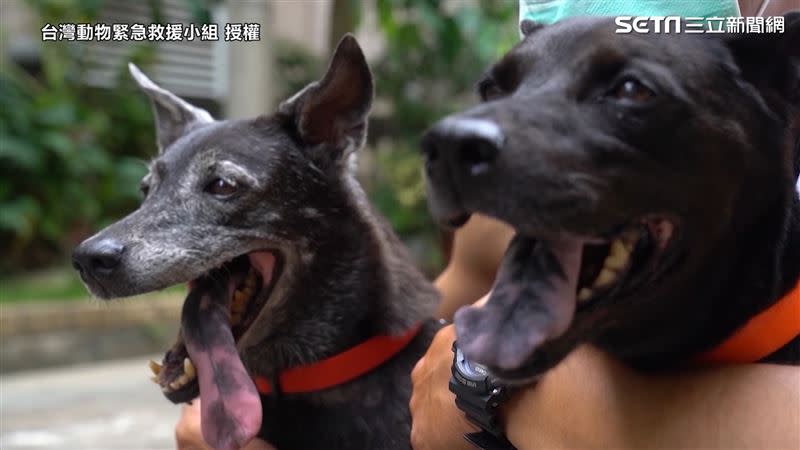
[234, 247, 300, 352]
[484, 208, 795, 377]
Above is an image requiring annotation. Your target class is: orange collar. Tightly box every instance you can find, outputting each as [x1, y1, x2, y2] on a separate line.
[695, 277, 800, 364]
[254, 323, 422, 395]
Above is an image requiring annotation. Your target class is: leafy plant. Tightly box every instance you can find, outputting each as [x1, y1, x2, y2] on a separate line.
[0, 0, 163, 272]
[0, 0, 517, 278]
[367, 0, 518, 271]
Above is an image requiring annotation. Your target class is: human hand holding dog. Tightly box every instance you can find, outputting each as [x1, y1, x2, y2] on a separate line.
[410, 317, 800, 450]
[410, 297, 630, 450]
[409, 323, 477, 450]
[407, 320, 611, 450]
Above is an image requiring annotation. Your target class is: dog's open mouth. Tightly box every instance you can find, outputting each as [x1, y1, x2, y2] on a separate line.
[148, 250, 281, 450]
[453, 215, 675, 376]
[574, 216, 674, 305]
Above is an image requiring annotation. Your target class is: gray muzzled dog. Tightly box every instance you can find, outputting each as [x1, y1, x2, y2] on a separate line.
[73, 35, 439, 450]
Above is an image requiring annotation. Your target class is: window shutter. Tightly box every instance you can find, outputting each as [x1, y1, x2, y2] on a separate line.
[81, 0, 226, 100]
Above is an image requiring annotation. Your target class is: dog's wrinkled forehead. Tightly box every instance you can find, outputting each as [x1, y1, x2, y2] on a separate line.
[149, 119, 292, 184]
[490, 17, 727, 99]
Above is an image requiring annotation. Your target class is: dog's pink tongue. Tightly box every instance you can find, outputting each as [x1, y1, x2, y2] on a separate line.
[181, 280, 262, 450]
[454, 236, 582, 371]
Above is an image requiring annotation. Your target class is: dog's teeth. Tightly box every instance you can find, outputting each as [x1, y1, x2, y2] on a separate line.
[621, 230, 638, 251]
[245, 271, 257, 288]
[183, 358, 196, 378]
[177, 373, 191, 386]
[232, 296, 247, 313]
[594, 268, 618, 287]
[148, 359, 162, 375]
[604, 239, 630, 270]
[233, 290, 248, 304]
[577, 288, 593, 302]
[604, 253, 628, 270]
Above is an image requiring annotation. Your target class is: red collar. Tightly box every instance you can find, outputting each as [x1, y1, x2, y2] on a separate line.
[695, 277, 800, 364]
[254, 323, 423, 395]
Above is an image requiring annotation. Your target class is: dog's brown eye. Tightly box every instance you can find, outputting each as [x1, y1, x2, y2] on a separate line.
[478, 78, 505, 102]
[206, 178, 238, 197]
[480, 83, 504, 102]
[612, 78, 655, 102]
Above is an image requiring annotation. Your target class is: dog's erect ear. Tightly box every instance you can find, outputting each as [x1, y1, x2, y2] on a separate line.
[278, 34, 373, 160]
[722, 12, 800, 109]
[128, 63, 214, 153]
[520, 19, 544, 37]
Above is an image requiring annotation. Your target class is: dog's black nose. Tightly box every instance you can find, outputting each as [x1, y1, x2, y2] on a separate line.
[72, 238, 125, 277]
[422, 117, 503, 176]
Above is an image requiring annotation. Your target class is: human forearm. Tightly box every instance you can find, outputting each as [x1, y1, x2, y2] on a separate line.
[433, 215, 514, 320]
[433, 265, 493, 320]
[502, 346, 800, 449]
[637, 362, 799, 449]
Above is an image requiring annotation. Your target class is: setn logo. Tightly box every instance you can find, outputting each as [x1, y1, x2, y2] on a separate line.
[615, 16, 683, 34]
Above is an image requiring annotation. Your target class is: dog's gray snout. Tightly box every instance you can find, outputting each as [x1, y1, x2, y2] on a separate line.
[422, 117, 503, 176]
[72, 238, 125, 277]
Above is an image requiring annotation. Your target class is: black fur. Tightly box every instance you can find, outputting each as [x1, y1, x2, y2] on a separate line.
[73, 35, 440, 449]
[423, 14, 800, 381]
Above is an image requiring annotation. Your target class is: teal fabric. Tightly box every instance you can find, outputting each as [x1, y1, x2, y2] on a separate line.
[519, 0, 741, 26]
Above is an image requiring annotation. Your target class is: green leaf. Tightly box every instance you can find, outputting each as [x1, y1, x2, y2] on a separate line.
[36, 102, 77, 127]
[0, 134, 43, 171]
[41, 131, 74, 158]
[0, 197, 41, 237]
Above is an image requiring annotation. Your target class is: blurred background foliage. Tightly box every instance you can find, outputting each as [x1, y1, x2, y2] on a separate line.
[368, 0, 517, 264]
[0, 0, 517, 292]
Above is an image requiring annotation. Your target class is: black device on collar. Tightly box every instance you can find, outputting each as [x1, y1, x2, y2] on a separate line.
[449, 341, 517, 450]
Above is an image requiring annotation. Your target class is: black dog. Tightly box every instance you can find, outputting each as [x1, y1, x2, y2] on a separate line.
[73, 36, 439, 450]
[423, 15, 800, 382]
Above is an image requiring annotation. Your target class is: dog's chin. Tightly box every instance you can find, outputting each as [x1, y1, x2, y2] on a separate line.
[148, 249, 284, 403]
[80, 280, 112, 299]
[78, 271, 198, 301]
[78, 269, 146, 300]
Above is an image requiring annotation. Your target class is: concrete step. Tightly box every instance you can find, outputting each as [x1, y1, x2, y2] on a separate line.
[1, 295, 183, 373]
[1, 355, 182, 450]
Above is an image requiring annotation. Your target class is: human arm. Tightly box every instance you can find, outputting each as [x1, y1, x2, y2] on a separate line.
[502, 345, 800, 449]
[411, 306, 800, 450]
[434, 215, 514, 320]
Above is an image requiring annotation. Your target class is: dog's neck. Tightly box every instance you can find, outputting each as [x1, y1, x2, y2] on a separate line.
[692, 128, 800, 362]
[707, 183, 800, 343]
[247, 180, 440, 449]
